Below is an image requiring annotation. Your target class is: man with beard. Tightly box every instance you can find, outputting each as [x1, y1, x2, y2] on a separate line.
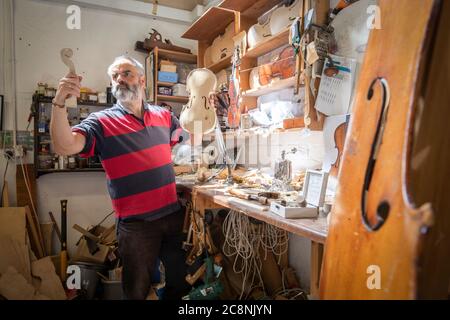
[50, 55, 191, 300]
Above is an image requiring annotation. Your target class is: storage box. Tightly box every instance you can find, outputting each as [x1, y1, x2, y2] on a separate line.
[270, 201, 318, 219]
[158, 71, 178, 83]
[172, 83, 188, 97]
[158, 86, 172, 95]
[160, 65, 177, 73]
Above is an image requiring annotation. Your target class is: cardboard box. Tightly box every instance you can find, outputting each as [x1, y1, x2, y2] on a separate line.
[160, 65, 177, 73]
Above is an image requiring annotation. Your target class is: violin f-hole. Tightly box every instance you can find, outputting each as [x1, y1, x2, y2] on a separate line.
[202, 96, 210, 110]
[361, 77, 391, 231]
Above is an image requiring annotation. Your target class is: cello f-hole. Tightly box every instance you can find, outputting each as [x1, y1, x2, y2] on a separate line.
[361, 77, 391, 231]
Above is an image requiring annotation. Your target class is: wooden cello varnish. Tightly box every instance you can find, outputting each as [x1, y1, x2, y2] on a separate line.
[320, 0, 450, 299]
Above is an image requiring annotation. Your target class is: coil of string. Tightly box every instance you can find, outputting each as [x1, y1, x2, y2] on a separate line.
[222, 210, 265, 299]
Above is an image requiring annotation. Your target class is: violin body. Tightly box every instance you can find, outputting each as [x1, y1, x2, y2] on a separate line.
[320, 0, 450, 299]
[258, 46, 295, 86]
[227, 47, 241, 129]
[180, 68, 217, 135]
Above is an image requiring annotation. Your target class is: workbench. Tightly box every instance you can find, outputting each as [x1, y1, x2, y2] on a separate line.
[176, 177, 328, 299]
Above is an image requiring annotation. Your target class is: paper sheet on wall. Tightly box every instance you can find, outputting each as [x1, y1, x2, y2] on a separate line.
[315, 54, 356, 116]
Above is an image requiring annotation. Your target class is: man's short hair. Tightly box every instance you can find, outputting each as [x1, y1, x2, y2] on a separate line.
[107, 55, 145, 78]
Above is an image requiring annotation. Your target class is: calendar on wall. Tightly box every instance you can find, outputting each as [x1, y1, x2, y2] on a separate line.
[315, 54, 357, 116]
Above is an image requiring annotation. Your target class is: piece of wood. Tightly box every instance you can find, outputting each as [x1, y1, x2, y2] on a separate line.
[16, 164, 37, 216]
[156, 94, 189, 103]
[17, 164, 45, 255]
[410, 0, 450, 299]
[72, 224, 101, 242]
[48, 211, 62, 243]
[2, 180, 9, 207]
[242, 76, 297, 97]
[192, 186, 328, 243]
[31, 257, 66, 300]
[219, 0, 280, 20]
[206, 54, 233, 74]
[0, 207, 27, 244]
[320, 0, 449, 299]
[0, 266, 36, 300]
[0, 236, 32, 283]
[40, 222, 54, 256]
[155, 47, 197, 64]
[182, 7, 236, 43]
[244, 28, 290, 59]
[25, 205, 45, 259]
[309, 241, 323, 299]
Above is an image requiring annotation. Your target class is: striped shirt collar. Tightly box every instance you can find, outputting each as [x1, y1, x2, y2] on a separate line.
[116, 100, 150, 114]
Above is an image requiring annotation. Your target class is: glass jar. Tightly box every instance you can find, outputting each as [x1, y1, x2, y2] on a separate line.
[37, 83, 46, 95]
[68, 156, 77, 169]
[79, 107, 89, 120]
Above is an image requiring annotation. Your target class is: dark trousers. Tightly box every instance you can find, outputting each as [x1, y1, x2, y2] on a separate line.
[117, 210, 191, 300]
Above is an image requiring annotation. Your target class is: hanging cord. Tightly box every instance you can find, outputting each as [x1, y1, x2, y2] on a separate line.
[222, 210, 265, 299]
[261, 223, 289, 264]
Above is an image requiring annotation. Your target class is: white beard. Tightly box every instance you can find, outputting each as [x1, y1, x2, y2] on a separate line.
[112, 84, 140, 103]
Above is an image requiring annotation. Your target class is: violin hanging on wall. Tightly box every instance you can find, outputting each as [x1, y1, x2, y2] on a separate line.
[227, 46, 241, 129]
[320, 0, 450, 299]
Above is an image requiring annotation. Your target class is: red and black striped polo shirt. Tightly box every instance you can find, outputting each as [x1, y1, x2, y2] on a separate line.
[72, 102, 183, 221]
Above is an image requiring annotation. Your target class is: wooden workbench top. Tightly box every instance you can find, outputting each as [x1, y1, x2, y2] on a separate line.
[176, 178, 328, 244]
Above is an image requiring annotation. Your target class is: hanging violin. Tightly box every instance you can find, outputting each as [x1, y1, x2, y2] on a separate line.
[227, 46, 241, 129]
[320, 0, 450, 299]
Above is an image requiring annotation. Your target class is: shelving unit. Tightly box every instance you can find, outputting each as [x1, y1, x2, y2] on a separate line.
[205, 54, 233, 73]
[242, 77, 296, 97]
[219, 0, 280, 20]
[182, 6, 238, 72]
[183, 0, 326, 130]
[148, 47, 196, 106]
[156, 95, 189, 104]
[33, 95, 110, 178]
[244, 28, 290, 59]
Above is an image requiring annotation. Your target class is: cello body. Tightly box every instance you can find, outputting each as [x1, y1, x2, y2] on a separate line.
[320, 0, 450, 299]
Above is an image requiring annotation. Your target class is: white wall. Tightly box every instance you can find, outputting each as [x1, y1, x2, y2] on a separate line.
[11, 0, 196, 255]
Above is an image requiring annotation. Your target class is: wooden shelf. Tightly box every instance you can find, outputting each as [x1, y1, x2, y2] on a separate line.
[244, 28, 290, 59]
[242, 76, 296, 97]
[206, 54, 233, 73]
[35, 96, 113, 107]
[157, 95, 189, 103]
[156, 48, 197, 64]
[219, 0, 281, 19]
[182, 7, 236, 43]
[37, 168, 104, 177]
[136, 43, 197, 64]
[157, 81, 176, 87]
